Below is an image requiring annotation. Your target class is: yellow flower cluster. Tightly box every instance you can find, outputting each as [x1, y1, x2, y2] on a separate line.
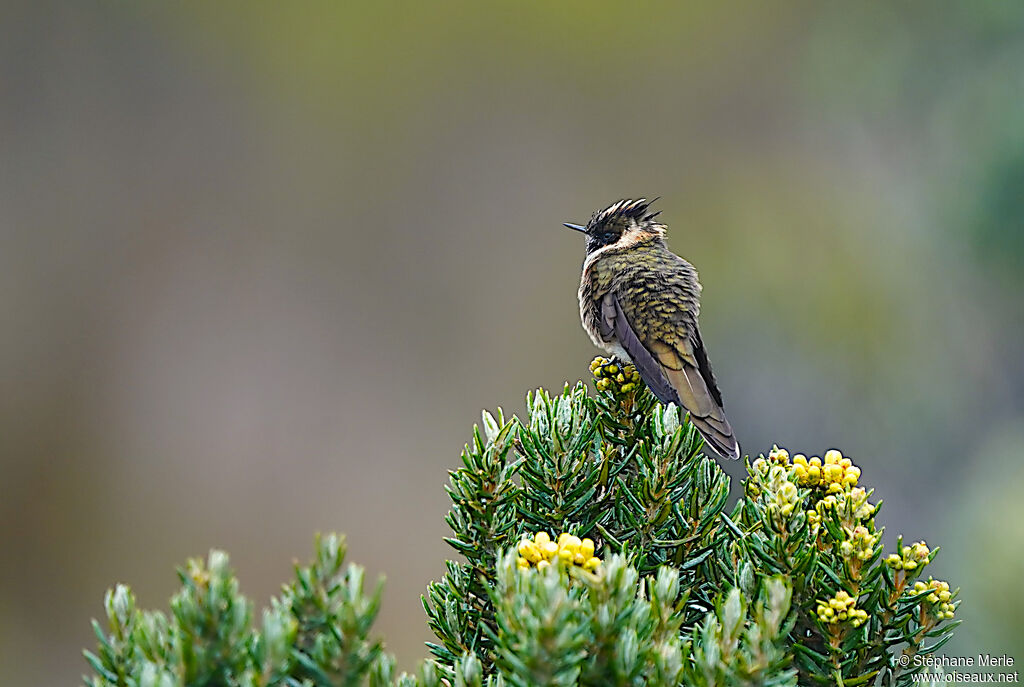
[816, 590, 869, 628]
[590, 357, 642, 395]
[751, 445, 791, 474]
[517, 531, 601, 572]
[792, 449, 861, 494]
[885, 541, 931, 571]
[839, 525, 881, 562]
[813, 485, 876, 522]
[774, 481, 800, 517]
[751, 445, 878, 538]
[806, 485, 877, 535]
[912, 578, 955, 620]
[767, 445, 791, 465]
[750, 451, 802, 518]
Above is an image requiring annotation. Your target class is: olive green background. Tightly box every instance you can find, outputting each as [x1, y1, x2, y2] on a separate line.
[2, 2, 1023, 683]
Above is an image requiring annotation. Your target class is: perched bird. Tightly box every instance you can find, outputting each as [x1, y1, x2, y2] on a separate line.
[565, 198, 740, 460]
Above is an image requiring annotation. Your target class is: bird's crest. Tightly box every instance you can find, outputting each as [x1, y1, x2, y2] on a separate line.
[589, 198, 662, 230]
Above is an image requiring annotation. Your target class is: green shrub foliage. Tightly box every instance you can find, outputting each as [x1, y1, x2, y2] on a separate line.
[85, 359, 958, 686]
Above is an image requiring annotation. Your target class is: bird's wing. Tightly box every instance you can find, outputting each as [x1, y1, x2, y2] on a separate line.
[606, 291, 740, 460]
[601, 293, 677, 402]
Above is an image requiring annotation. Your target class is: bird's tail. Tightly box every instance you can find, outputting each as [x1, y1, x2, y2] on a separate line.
[687, 411, 740, 461]
[660, 362, 741, 461]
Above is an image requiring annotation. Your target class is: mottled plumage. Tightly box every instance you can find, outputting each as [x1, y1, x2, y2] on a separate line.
[566, 198, 740, 460]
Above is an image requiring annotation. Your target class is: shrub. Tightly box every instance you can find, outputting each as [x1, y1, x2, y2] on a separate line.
[84, 359, 959, 686]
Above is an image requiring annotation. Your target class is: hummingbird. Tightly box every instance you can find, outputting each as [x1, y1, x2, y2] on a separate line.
[565, 198, 740, 460]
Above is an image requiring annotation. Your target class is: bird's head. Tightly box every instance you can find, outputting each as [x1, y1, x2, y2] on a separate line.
[564, 198, 666, 254]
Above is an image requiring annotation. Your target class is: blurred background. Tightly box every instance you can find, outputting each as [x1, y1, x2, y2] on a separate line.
[2, 1, 1023, 682]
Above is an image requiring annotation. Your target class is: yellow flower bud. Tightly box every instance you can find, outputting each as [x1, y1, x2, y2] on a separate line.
[584, 557, 601, 571]
[825, 449, 842, 465]
[535, 531, 550, 546]
[809, 456, 822, 468]
[580, 538, 595, 559]
[793, 454, 808, 467]
[537, 559, 550, 571]
[519, 541, 541, 562]
[541, 540, 558, 558]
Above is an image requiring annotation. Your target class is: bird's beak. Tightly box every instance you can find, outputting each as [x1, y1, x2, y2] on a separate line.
[563, 222, 587, 234]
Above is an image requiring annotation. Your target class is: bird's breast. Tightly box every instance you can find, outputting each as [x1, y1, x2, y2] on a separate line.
[578, 258, 628, 357]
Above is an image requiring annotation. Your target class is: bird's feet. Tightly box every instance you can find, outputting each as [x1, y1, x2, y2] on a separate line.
[590, 356, 626, 377]
[589, 356, 641, 392]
